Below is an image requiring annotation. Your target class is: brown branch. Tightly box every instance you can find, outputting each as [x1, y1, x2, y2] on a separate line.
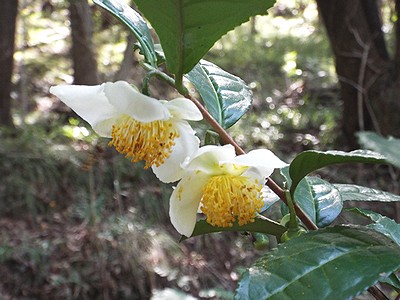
[186, 94, 245, 155]
[367, 286, 390, 300]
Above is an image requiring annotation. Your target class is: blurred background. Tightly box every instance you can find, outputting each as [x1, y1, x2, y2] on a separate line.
[1, 0, 399, 299]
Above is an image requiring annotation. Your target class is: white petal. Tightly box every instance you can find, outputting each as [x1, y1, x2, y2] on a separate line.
[92, 117, 119, 137]
[152, 121, 200, 183]
[104, 81, 171, 122]
[169, 171, 211, 237]
[234, 149, 288, 180]
[50, 84, 120, 135]
[185, 144, 236, 174]
[164, 98, 203, 121]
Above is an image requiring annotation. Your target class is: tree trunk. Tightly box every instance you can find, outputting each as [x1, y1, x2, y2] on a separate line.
[316, 0, 400, 149]
[114, 33, 136, 81]
[0, 0, 18, 127]
[68, 0, 99, 85]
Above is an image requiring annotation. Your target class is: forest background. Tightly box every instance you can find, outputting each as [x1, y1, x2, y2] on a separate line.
[0, 0, 399, 299]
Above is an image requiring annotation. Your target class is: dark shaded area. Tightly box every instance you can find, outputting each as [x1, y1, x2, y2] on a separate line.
[68, 0, 99, 85]
[0, 0, 18, 127]
[317, 0, 400, 148]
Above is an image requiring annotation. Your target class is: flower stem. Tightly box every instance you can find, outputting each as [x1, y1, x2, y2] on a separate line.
[141, 63, 177, 88]
[284, 190, 298, 229]
[185, 94, 245, 154]
[142, 70, 159, 96]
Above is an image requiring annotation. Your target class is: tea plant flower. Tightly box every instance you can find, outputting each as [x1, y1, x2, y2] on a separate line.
[169, 144, 287, 237]
[50, 81, 203, 183]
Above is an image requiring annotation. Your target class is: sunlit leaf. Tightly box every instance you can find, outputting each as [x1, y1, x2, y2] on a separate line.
[133, 0, 276, 80]
[357, 131, 400, 168]
[334, 184, 400, 202]
[93, 0, 157, 66]
[281, 168, 342, 227]
[236, 226, 400, 300]
[289, 150, 386, 196]
[185, 60, 252, 128]
[307, 177, 342, 227]
[348, 208, 400, 246]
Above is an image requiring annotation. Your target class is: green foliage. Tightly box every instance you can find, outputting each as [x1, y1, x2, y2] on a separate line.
[334, 184, 400, 202]
[281, 168, 343, 227]
[236, 226, 400, 300]
[186, 60, 253, 129]
[382, 273, 400, 292]
[288, 150, 387, 196]
[348, 208, 400, 246]
[93, 0, 157, 67]
[357, 131, 400, 168]
[132, 0, 276, 81]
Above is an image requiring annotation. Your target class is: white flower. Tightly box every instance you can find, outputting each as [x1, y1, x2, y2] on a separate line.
[169, 144, 287, 237]
[50, 81, 203, 183]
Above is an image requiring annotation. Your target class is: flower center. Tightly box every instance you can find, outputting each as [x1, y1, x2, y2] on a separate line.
[109, 116, 179, 169]
[200, 175, 264, 228]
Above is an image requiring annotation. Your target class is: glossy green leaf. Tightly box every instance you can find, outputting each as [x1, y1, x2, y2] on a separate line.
[180, 218, 286, 242]
[185, 60, 252, 128]
[281, 168, 342, 227]
[348, 208, 400, 246]
[357, 131, 400, 168]
[289, 150, 386, 196]
[281, 167, 316, 224]
[236, 226, 400, 300]
[93, 0, 157, 67]
[334, 184, 400, 202]
[307, 177, 342, 227]
[133, 0, 276, 80]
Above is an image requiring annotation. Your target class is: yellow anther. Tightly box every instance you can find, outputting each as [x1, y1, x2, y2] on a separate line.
[108, 115, 179, 169]
[200, 175, 264, 228]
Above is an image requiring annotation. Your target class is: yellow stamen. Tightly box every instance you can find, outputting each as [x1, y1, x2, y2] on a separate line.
[108, 115, 179, 169]
[200, 175, 264, 227]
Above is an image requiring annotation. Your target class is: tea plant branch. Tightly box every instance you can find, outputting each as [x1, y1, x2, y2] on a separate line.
[141, 63, 318, 231]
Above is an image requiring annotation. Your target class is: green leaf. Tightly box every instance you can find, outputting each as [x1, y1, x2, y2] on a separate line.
[93, 0, 157, 67]
[289, 150, 386, 196]
[357, 131, 400, 168]
[281, 167, 316, 225]
[181, 218, 286, 241]
[307, 177, 342, 227]
[235, 226, 400, 300]
[133, 0, 276, 80]
[381, 273, 400, 292]
[185, 60, 252, 128]
[334, 184, 400, 202]
[348, 208, 400, 246]
[281, 168, 343, 227]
